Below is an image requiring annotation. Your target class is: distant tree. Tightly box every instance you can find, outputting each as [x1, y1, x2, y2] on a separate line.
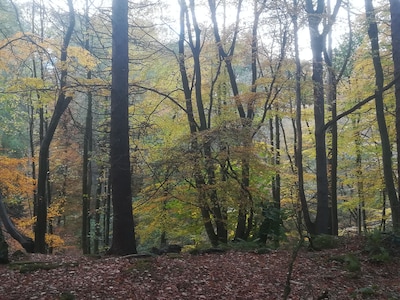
[81, 0, 93, 255]
[107, 0, 137, 255]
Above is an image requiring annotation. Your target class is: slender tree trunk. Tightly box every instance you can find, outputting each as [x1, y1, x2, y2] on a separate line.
[355, 121, 365, 234]
[81, 0, 93, 255]
[365, 0, 400, 231]
[273, 113, 281, 246]
[104, 171, 111, 247]
[293, 0, 314, 234]
[107, 0, 137, 255]
[82, 85, 92, 254]
[326, 0, 338, 235]
[34, 0, 75, 253]
[94, 175, 102, 254]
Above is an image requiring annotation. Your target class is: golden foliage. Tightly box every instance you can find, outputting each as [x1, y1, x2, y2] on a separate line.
[0, 156, 34, 197]
[46, 233, 65, 249]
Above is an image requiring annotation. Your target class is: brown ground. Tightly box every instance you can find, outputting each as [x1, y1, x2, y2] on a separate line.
[0, 237, 399, 299]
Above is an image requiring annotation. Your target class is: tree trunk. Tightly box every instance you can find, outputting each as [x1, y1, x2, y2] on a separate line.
[34, 0, 75, 253]
[325, 0, 338, 235]
[107, 0, 137, 255]
[81, 0, 93, 255]
[0, 225, 8, 264]
[305, 0, 330, 235]
[82, 86, 92, 254]
[291, 0, 312, 234]
[365, 0, 400, 231]
[104, 171, 111, 248]
[390, 0, 400, 220]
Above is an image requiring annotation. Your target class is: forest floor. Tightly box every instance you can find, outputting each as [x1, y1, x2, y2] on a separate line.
[0, 236, 399, 300]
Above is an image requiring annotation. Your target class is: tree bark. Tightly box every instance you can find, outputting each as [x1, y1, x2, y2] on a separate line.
[107, 0, 137, 255]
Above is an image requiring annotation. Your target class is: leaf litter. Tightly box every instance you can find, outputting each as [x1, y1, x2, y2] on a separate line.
[0, 238, 399, 299]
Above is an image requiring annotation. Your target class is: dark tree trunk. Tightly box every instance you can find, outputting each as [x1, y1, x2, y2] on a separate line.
[0, 226, 8, 264]
[34, 0, 75, 253]
[325, 8, 338, 235]
[82, 86, 92, 254]
[305, 0, 330, 235]
[104, 171, 111, 248]
[93, 176, 101, 254]
[82, 0, 93, 255]
[365, 0, 400, 231]
[390, 0, 400, 223]
[107, 0, 137, 255]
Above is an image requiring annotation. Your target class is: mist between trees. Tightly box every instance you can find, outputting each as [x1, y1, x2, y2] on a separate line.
[0, 0, 399, 256]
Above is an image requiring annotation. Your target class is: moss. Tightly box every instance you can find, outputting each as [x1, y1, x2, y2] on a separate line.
[330, 252, 361, 273]
[9, 261, 78, 273]
[311, 234, 339, 250]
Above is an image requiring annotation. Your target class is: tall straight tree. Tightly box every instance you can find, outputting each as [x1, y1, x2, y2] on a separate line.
[390, 0, 400, 217]
[107, 0, 137, 255]
[34, 0, 75, 253]
[81, 0, 93, 255]
[304, 0, 341, 235]
[365, 0, 400, 231]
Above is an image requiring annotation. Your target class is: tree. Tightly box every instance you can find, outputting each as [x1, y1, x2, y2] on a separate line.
[107, 0, 137, 255]
[390, 0, 400, 213]
[0, 223, 8, 264]
[365, 0, 400, 231]
[34, 0, 75, 253]
[81, 0, 93, 255]
[304, 0, 341, 235]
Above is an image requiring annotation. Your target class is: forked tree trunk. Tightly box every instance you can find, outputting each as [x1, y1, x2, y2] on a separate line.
[34, 0, 75, 253]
